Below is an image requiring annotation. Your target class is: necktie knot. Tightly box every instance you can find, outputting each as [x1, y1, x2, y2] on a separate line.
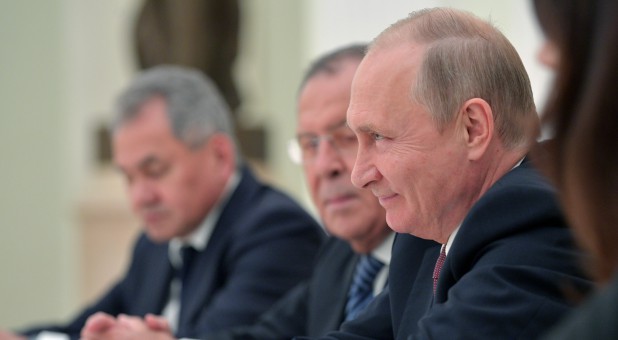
[174, 245, 198, 282]
[432, 246, 447, 295]
[181, 245, 197, 271]
[345, 255, 385, 321]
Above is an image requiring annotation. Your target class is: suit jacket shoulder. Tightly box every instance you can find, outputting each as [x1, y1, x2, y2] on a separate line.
[400, 161, 593, 339]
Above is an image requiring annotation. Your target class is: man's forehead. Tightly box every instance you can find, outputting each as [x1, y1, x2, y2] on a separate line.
[297, 88, 350, 132]
[297, 118, 347, 136]
[349, 44, 425, 103]
[114, 146, 163, 170]
[346, 102, 373, 131]
[362, 43, 426, 74]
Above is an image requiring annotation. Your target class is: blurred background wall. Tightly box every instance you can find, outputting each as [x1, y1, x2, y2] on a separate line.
[0, 0, 549, 329]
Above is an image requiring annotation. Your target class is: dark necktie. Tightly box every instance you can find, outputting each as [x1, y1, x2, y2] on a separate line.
[345, 254, 385, 321]
[177, 245, 198, 336]
[432, 246, 447, 295]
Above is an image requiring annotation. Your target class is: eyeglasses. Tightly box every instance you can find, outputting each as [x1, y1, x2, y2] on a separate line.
[287, 125, 358, 165]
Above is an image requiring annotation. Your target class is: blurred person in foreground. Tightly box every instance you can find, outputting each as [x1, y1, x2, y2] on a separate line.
[0, 65, 324, 340]
[531, 1, 618, 339]
[296, 7, 593, 339]
[78, 44, 429, 340]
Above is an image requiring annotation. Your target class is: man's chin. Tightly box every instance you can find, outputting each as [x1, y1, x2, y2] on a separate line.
[144, 225, 174, 243]
[385, 213, 413, 234]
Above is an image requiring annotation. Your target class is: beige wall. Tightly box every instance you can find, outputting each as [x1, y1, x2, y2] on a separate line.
[0, 0, 77, 327]
[0, 0, 547, 331]
[0, 0, 139, 329]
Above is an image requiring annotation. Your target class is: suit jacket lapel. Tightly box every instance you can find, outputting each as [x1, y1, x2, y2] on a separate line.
[177, 167, 256, 328]
[325, 251, 358, 329]
[390, 234, 440, 337]
[133, 243, 175, 315]
[178, 240, 221, 330]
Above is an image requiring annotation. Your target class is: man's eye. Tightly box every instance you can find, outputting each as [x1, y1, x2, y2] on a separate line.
[370, 132, 384, 141]
[145, 164, 169, 179]
[299, 136, 319, 151]
[334, 132, 358, 147]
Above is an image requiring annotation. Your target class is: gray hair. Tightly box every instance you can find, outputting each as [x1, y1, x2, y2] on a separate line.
[113, 65, 237, 151]
[299, 43, 367, 93]
[371, 8, 538, 149]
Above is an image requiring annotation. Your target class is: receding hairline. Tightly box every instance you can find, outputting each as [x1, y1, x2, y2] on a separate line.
[369, 8, 498, 51]
[363, 7, 537, 150]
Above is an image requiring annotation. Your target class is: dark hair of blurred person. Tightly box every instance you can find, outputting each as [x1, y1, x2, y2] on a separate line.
[533, 0, 618, 284]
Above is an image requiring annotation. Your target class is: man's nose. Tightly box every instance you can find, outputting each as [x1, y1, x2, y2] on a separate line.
[350, 145, 378, 189]
[312, 138, 345, 176]
[129, 181, 157, 207]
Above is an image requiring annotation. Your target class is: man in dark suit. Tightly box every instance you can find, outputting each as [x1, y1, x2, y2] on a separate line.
[296, 7, 593, 340]
[14, 66, 324, 340]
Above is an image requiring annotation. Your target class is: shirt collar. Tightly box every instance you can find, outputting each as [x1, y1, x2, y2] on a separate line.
[444, 225, 461, 256]
[442, 157, 525, 255]
[513, 157, 525, 170]
[168, 169, 241, 267]
[372, 232, 395, 266]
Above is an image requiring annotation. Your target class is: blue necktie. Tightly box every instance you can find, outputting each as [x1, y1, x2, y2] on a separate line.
[345, 255, 384, 321]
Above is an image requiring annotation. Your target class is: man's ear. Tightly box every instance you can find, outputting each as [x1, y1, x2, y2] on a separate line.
[206, 133, 237, 173]
[459, 98, 493, 161]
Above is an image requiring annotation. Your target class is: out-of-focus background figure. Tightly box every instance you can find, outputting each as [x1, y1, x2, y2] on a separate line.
[531, 0, 618, 339]
[5, 65, 324, 340]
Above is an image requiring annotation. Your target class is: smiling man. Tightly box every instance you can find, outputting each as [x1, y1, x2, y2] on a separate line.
[297, 7, 593, 340]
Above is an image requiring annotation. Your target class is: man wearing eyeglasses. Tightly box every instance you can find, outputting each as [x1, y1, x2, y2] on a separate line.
[205, 44, 432, 338]
[80, 44, 437, 340]
[207, 44, 399, 339]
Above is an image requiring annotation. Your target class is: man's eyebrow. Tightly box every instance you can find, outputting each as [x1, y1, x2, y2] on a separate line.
[113, 154, 164, 179]
[355, 123, 377, 134]
[327, 119, 348, 130]
[297, 119, 348, 138]
[137, 154, 161, 170]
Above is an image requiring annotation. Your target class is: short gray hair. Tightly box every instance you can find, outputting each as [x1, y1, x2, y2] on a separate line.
[371, 8, 538, 149]
[113, 65, 237, 150]
[298, 43, 367, 93]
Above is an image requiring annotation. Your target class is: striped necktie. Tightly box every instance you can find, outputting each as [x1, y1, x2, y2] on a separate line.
[345, 254, 384, 321]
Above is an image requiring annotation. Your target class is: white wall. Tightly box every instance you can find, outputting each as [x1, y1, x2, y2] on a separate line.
[0, 0, 548, 331]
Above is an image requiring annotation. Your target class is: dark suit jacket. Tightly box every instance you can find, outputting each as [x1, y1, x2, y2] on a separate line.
[302, 160, 592, 339]
[204, 237, 358, 339]
[23, 166, 325, 339]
